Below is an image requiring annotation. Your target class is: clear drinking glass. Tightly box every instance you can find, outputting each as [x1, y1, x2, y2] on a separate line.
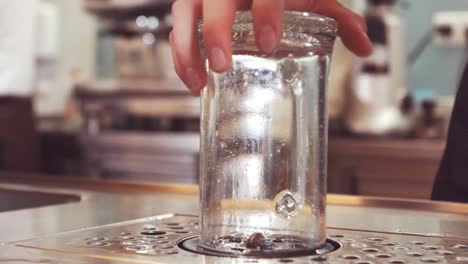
[199, 11, 337, 256]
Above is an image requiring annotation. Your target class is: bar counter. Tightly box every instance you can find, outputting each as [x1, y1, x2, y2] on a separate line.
[0, 173, 467, 263]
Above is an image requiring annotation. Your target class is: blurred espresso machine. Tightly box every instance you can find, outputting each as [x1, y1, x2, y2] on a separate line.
[77, 0, 199, 183]
[344, 0, 412, 136]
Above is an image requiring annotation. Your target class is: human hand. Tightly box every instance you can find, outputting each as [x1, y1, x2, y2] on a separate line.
[170, 0, 373, 95]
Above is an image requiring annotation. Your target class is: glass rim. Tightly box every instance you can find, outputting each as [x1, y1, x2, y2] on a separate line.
[198, 11, 338, 37]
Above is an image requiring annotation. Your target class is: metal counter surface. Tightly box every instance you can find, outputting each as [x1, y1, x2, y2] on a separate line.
[0, 175, 467, 263]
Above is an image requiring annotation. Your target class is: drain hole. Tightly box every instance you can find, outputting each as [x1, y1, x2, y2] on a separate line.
[121, 241, 141, 245]
[435, 250, 454, 256]
[165, 223, 180, 226]
[379, 242, 397, 246]
[86, 241, 110, 247]
[420, 257, 440, 263]
[367, 237, 385, 242]
[421, 245, 440, 250]
[452, 244, 467, 249]
[163, 251, 179, 255]
[175, 231, 190, 234]
[160, 245, 175, 250]
[389, 260, 406, 264]
[143, 235, 166, 240]
[120, 236, 136, 240]
[329, 234, 344, 238]
[169, 227, 185, 230]
[362, 248, 379, 253]
[406, 252, 424, 257]
[140, 231, 166, 236]
[278, 260, 294, 263]
[310, 256, 327, 262]
[87, 237, 106, 241]
[394, 247, 409, 251]
[151, 240, 170, 245]
[342, 255, 360, 260]
[125, 245, 150, 251]
[374, 254, 392, 259]
[352, 243, 368, 248]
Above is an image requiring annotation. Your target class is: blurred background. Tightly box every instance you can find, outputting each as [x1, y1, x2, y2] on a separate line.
[2, 0, 468, 200]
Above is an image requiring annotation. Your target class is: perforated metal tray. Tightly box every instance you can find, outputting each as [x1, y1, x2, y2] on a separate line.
[9, 214, 468, 263]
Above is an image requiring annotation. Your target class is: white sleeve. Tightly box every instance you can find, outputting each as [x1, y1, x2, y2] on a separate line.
[0, 0, 39, 96]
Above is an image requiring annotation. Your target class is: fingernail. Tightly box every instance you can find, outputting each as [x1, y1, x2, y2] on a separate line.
[358, 21, 368, 34]
[361, 31, 371, 41]
[361, 31, 372, 45]
[185, 67, 203, 90]
[258, 25, 277, 53]
[209, 47, 228, 72]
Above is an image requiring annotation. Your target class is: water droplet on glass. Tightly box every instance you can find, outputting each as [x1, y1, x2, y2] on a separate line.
[274, 191, 299, 219]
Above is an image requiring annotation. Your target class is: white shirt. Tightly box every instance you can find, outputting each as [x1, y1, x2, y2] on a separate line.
[0, 0, 38, 96]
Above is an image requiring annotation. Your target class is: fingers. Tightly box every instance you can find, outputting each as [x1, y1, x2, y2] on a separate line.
[170, 0, 372, 95]
[171, 0, 206, 94]
[286, 0, 372, 57]
[169, 32, 199, 96]
[315, 1, 372, 56]
[202, 0, 237, 73]
[252, 0, 284, 53]
[169, 32, 182, 79]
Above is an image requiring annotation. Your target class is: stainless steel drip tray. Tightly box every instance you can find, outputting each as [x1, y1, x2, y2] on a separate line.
[9, 214, 468, 263]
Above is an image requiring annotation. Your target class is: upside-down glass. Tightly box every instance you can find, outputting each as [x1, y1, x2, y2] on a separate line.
[199, 11, 337, 255]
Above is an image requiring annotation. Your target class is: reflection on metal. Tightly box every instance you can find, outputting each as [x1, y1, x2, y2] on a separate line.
[327, 195, 468, 216]
[10, 214, 468, 263]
